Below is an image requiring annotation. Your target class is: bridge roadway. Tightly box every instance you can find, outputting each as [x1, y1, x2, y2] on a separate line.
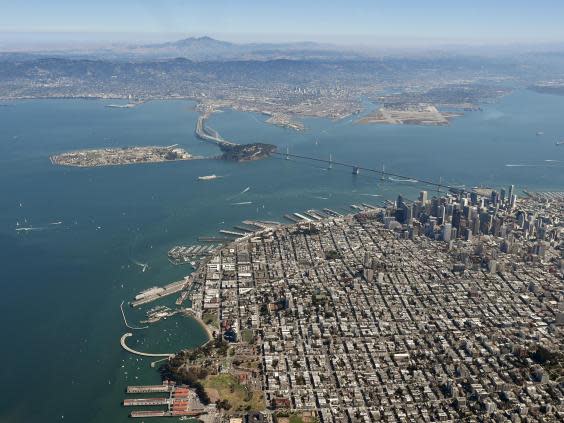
[120, 333, 174, 358]
[195, 115, 237, 147]
[274, 152, 465, 193]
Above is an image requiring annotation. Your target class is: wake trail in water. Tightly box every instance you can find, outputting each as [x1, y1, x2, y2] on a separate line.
[506, 163, 564, 168]
[131, 259, 149, 272]
[388, 177, 418, 183]
[228, 186, 251, 201]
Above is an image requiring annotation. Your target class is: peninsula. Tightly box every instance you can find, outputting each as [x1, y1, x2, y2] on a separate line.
[132, 187, 564, 421]
[50, 145, 194, 167]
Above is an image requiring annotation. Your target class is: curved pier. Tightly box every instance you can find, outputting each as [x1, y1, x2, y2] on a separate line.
[120, 301, 148, 330]
[120, 333, 174, 358]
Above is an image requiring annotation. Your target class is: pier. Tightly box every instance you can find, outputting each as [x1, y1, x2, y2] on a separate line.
[126, 381, 175, 394]
[130, 279, 188, 307]
[284, 214, 299, 223]
[198, 236, 231, 242]
[123, 398, 169, 406]
[120, 301, 148, 330]
[219, 229, 246, 237]
[120, 333, 174, 358]
[124, 382, 205, 418]
[294, 212, 312, 222]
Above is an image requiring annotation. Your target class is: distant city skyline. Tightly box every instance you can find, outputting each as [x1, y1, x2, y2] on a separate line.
[2, 0, 564, 48]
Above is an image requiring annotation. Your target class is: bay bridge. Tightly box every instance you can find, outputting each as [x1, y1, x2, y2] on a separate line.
[275, 150, 466, 194]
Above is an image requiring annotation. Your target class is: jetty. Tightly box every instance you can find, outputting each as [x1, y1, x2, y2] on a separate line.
[120, 301, 148, 330]
[120, 333, 173, 358]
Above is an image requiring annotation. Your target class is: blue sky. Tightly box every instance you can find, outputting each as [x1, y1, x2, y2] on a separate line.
[1, 0, 564, 45]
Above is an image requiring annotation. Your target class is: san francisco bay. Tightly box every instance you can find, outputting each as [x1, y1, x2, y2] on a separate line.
[0, 89, 563, 422]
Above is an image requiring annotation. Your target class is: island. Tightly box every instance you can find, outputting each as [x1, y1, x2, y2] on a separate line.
[218, 142, 277, 162]
[50, 145, 194, 167]
[357, 103, 461, 126]
[195, 110, 277, 162]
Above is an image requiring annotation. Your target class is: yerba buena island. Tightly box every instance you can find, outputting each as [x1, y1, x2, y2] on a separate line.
[121, 187, 563, 422]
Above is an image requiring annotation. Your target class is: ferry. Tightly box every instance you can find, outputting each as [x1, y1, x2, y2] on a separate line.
[197, 174, 219, 181]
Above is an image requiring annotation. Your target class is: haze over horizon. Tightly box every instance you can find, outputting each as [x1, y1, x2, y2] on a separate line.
[2, 0, 564, 50]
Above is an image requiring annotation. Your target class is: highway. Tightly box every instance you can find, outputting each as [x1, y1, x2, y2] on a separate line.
[195, 115, 237, 147]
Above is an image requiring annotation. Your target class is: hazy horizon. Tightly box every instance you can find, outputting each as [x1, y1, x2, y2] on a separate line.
[2, 31, 564, 54]
[2, 1, 564, 51]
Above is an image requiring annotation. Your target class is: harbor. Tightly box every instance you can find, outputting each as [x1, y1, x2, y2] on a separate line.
[167, 244, 220, 265]
[123, 382, 206, 418]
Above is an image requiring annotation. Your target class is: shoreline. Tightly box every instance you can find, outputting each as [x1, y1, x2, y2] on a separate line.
[50, 156, 204, 168]
[187, 311, 214, 345]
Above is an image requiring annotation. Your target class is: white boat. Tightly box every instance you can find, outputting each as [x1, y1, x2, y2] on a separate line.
[197, 174, 219, 180]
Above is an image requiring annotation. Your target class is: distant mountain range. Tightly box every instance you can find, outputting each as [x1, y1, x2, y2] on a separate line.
[3, 35, 564, 64]
[122, 36, 366, 61]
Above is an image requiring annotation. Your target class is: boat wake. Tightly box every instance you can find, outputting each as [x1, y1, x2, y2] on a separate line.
[131, 259, 149, 272]
[228, 186, 251, 200]
[15, 226, 43, 232]
[389, 177, 418, 183]
[505, 163, 563, 167]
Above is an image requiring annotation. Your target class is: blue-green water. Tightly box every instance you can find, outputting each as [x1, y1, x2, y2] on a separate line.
[0, 91, 563, 422]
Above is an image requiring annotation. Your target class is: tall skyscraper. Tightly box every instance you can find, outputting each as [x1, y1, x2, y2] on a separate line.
[442, 223, 452, 242]
[419, 190, 428, 204]
[500, 188, 506, 204]
[510, 194, 517, 209]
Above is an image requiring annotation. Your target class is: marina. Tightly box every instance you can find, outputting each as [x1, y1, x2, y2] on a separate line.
[167, 244, 219, 265]
[140, 305, 182, 324]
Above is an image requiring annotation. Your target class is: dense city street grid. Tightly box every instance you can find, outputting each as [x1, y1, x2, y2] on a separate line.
[179, 190, 564, 422]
